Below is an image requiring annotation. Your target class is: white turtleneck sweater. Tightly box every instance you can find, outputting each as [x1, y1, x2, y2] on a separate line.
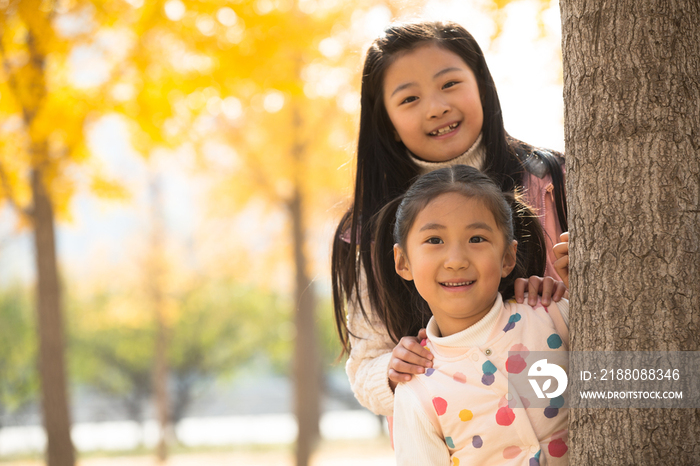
[408, 133, 486, 175]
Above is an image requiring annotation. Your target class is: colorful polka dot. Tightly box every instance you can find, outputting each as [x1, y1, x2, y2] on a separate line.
[547, 334, 563, 349]
[481, 360, 497, 385]
[506, 354, 527, 374]
[496, 406, 515, 426]
[503, 313, 521, 332]
[520, 396, 531, 409]
[453, 372, 467, 384]
[544, 406, 559, 418]
[459, 409, 473, 421]
[549, 438, 568, 457]
[452, 458, 459, 466]
[503, 445, 522, 459]
[529, 450, 541, 465]
[510, 343, 529, 355]
[472, 436, 483, 448]
[482, 360, 497, 374]
[432, 397, 448, 416]
[550, 395, 565, 409]
[426, 368, 435, 376]
[446, 436, 455, 448]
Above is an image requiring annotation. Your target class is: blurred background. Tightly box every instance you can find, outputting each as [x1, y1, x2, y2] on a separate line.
[0, 0, 563, 464]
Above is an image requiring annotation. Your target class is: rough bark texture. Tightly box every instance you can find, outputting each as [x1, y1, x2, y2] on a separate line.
[560, 0, 700, 464]
[32, 167, 75, 466]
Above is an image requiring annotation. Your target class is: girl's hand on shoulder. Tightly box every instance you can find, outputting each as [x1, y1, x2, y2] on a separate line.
[388, 328, 433, 391]
[553, 231, 570, 289]
[514, 275, 567, 307]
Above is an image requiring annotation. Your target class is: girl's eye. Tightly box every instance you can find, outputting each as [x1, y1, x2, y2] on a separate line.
[401, 96, 418, 105]
[469, 236, 486, 243]
[442, 81, 460, 89]
[426, 237, 443, 245]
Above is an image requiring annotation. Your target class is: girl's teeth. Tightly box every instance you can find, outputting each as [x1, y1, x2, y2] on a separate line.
[430, 122, 458, 136]
[443, 281, 474, 287]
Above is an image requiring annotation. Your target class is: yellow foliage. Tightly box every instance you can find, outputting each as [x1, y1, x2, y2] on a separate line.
[0, 0, 116, 228]
[89, 174, 131, 201]
[1, 0, 548, 284]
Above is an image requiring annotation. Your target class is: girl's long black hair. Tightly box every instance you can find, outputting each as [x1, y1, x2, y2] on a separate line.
[370, 165, 546, 343]
[331, 21, 566, 354]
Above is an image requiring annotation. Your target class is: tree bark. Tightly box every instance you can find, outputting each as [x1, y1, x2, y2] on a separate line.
[32, 166, 75, 466]
[290, 102, 321, 466]
[560, 0, 700, 464]
[291, 188, 320, 466]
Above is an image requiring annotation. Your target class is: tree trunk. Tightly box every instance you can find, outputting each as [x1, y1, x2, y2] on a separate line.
[560, 0, 700, 464]
[149, 175, 170, 463]
[291, 185, 320, 466]
[31, 166, 75, 466]
[290, 101, 321, 466]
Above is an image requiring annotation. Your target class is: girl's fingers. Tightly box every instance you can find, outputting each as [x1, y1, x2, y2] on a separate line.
[518, 276, 566, 306]
[388, 368, 413, 385]
[553, 232, 570, 260]
[553, 255, 570, 289]
[527, 275, 541, 306]
[389, 357, 428, 377]
[553, 241, 569, 260]
[400, 336, 433, 361]
[539, 276, 554, 307]
[552, 279, 567, 301]
[391, 349, 431, 371]
[513, 277, 527, 303]
[394, 338, 433, 367]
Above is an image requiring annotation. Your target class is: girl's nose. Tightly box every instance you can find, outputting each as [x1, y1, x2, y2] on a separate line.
[427, 95, 450, 119]
[444, 246, 469, 270]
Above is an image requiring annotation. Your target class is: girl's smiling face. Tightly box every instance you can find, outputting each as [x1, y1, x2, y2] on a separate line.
[394, 192, 517, 337]
[383, 43, 484, 162]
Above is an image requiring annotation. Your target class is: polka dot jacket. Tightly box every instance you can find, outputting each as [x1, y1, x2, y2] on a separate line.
[394, 294, 569, 465]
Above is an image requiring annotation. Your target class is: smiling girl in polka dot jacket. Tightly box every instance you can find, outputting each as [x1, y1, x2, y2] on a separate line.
[372, 165, 569, 465]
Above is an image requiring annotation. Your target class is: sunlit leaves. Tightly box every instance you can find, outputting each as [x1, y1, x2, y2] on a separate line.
[0, 1, 130, 221]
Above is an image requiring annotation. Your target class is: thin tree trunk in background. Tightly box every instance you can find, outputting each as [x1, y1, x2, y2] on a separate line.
[560, 0, 700, 463]
[291, 186, 320, 466]
[149, 176, 170, 462]
[290, 100, 321, 466]
[32, 166, 75, 466]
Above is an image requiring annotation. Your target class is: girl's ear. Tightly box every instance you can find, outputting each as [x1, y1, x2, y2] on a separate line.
[501, 240, 518, 277]
[394, 244, 413, 281]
